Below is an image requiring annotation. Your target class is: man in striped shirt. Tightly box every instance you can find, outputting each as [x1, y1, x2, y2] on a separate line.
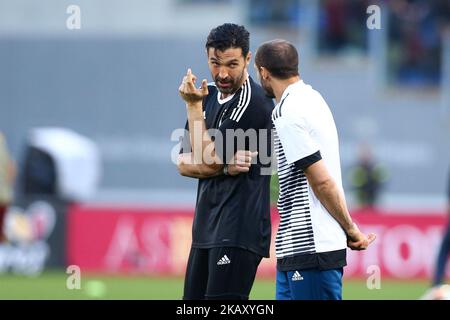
[254, 39, 376, 300]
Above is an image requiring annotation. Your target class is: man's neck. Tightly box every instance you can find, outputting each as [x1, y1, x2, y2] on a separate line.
[274, 76, 301, 103]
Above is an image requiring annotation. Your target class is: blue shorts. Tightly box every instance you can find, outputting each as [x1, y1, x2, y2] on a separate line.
[276, 268, 343, 300]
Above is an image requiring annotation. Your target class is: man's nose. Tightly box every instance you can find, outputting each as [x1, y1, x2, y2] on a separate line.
[218, 67, 229, 79]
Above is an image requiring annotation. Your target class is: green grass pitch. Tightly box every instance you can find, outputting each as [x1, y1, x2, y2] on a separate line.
[0, 271, 430, 300]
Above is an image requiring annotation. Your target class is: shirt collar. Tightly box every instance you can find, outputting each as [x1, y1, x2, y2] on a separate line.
[216, 74, 250, 104]
[280, 79, 304, 102]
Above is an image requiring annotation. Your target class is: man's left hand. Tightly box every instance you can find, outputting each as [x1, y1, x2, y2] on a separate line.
[346, 222, 376, 250]
[227, 150, 258, 176]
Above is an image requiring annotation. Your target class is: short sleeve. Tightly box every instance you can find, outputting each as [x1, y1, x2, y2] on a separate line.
[274, 108, 320, 166]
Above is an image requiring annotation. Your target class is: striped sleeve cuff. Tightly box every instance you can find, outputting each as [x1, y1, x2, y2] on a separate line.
[294, 150, 322, 170]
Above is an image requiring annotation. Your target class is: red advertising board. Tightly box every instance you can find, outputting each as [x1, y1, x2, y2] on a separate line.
[67, 205, 448, 279]
[346, 209, 447, 279]
[67, 205, 194, 275]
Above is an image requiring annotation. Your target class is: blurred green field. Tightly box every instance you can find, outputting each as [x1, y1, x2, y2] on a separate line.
[0, 271, 430, 300]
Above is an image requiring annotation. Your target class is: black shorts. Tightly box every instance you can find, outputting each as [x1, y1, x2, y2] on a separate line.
[183, 247, 262, 300]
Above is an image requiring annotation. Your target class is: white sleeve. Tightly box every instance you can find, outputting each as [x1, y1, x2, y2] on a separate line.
[274, 111, 319, 165]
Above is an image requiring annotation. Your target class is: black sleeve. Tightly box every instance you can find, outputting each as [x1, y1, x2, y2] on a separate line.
[294, 150, 322, 171]
[179, 120, 191, 154]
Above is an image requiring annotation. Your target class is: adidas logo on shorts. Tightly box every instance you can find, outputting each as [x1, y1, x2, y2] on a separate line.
[217, 254, 231, 265]
[292, 271, 304, 281]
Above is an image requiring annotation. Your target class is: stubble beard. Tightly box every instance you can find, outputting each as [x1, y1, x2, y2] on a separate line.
[215, 68, 246, 96]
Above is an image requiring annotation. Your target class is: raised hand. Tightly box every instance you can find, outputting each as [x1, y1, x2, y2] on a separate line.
[178, 68, 208, 104]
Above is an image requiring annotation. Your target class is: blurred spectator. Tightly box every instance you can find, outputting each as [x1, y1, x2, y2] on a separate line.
[388, 0, 450, 87]
[249, 0, 300, 27]
[432, 168, 450, 287]
[318, 0, 369, 55]
[179, 0, 230, 3]
[349, 143, 388, 208]
[0, 132, 16, 242]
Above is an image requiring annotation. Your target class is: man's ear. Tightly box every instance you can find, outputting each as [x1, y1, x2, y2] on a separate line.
[260, 67, 269, 80]
[245, 51, 252, 66]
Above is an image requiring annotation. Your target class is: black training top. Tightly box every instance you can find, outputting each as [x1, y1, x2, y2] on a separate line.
[180, 76, 274, 257]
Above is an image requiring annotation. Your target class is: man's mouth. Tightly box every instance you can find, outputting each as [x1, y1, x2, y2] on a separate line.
[218, 81, 231, 88]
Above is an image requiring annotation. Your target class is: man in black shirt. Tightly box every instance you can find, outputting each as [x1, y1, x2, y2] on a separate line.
[177, 23, 274, 300]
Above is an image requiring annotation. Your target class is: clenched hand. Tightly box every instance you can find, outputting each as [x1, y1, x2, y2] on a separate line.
[346, 222, 376, 251]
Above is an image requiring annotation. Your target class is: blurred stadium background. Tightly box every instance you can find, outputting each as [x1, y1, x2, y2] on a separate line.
[0, 0, 450, 300]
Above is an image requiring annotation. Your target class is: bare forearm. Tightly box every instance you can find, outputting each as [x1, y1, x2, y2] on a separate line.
[304, 159, 375, 249]
[312, 179, 354, 234]
[177, 153, 222, 179]
[178, 163, 222, 179]
[186, 103, 221, 170]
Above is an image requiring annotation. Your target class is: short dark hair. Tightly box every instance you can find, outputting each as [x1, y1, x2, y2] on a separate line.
[255, 39, 299, 79]
[206, 23, 250, 57]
